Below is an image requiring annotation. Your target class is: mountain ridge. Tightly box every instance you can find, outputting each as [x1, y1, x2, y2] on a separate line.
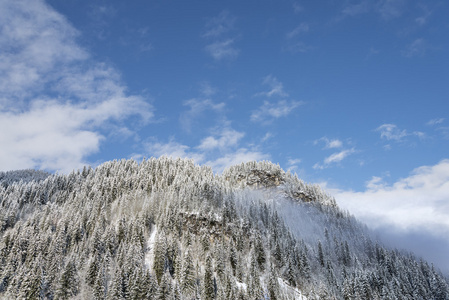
[0, 157, 448, 299]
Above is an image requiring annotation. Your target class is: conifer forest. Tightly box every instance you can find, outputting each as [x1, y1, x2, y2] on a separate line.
[1, 157, 448, 299]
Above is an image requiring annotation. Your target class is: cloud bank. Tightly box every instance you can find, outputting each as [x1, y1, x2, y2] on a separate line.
[332, 159, 449, 239]
[0, 0, 152, 173]
[330, 159, 449, 270]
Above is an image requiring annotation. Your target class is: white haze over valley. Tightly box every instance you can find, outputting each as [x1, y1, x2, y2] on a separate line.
[330, 159, 449, 272]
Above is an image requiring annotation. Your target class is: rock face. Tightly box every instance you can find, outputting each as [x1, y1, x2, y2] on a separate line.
[238, 169, 285, 188]
[222, 160, 336, 207]
[222, 160, 285, 188]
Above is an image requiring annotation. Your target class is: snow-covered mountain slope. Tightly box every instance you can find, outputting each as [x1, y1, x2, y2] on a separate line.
[0, 157, 448, 299]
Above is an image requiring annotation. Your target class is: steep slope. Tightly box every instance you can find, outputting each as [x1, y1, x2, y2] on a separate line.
[0, 158, 448, 299]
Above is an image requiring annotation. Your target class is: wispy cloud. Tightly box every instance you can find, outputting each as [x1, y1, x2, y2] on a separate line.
[415, 6, 431, 26]
[376, 0, 405, 20]
[205, 39, 240, 61]
[198, 128, 245, 151]
[284, 42, 314, 54]
[205, 148, 270, 173]
[86, 4, 117, 40]
[252, 76, 303, 124]
[261, 132, 274, 142]
[180, 99, 225, 132]
[144, 127, 268, 173]
[255, 75, 289, 98]
[287, 158, 302, 172]
[292, 2, 303, 14]
[342, 1, 370, 17]
[376, 123, 427, 147]
[199, 82, 217, 97]
[324, 148, 356, 164]
[402, 38, 427, 57]
[284, 22, 312, 54]
[0, 0, 153, 173]
[146, 139, 269, 173]
[314, 148, 356, 169]
[314, 137, 343, 149]
[427, 118, 445, 126]
[376, 124, 408, 141]
[286, 23, 309, 39]
[144, 139, 204, 163]
[203, 11, 239, 61]
[338, 0, 405, 21]
[202, 10, 235, 38]
[251, 100, 303, 124]
[426, 118, 448, 140]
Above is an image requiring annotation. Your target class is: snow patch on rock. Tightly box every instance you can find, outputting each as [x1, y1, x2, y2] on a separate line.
[145, 226, 158, 270]
[278, 277, 308, 300]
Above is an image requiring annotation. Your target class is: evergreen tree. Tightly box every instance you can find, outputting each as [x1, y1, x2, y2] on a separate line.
[203, 255, 215, 300]
[56, 260, 79, 299]
[268, 265, 279, 300]
[157, 271, 171, 300]
[107, 267, 123, 300]
[317, 240, 325, 267]
[181, 249, 196, 296]
[17, 265, 42, 300]
[154, 234, 167, 284]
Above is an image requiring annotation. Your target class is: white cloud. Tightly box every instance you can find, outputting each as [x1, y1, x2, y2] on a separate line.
[286, 23, 309, 39]
[324, 148, 356, 164]
[199, 82, 217, 97]
[413, 131, 426, 139]
[0, 0, 153, 173]
[415, 7, 431, 26]
[0, 0, 87, 107]
[365, 176, 386, 191]
[145, 133, 269, 174]
[342, 1, 370, 17]
[261, 132, 274, 142]
[252, 76, 303, 123]
[427, 118, 445, 126]
[198, 129, 245, 151]
[314, 137, 343, 149]
[255, 75, 289, 98]
[332, 159, 449, 238]
[284, 42, 313, 54]
[402, 39, 427, 58]
[314, 148, 356, 169]
[203, 11, 239, 61]
[376, 124, 408, 141]
[180, 99, 225, 132]
[292, 2, 303, 14]
[251, 100, 303, 123]
[327, 139, 343, 149]
[376, 0, 405, 20]
[145, 140, 204, 163]
[205, 39, 240, 61]
[205, 148, 270, 173]
[287, 158, 302, 172]
[288, 158, 302, 165]
[202, 10, 235, 38]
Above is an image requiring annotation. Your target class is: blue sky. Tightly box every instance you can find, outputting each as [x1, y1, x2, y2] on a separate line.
[1, 0, 449, 270]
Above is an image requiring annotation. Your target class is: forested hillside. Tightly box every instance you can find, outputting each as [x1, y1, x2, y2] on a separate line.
[1, 158, 448, 299]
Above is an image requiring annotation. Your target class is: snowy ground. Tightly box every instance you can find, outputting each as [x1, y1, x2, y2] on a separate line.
[144, 226, 158, 270]
[278, 277, 308, 300]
